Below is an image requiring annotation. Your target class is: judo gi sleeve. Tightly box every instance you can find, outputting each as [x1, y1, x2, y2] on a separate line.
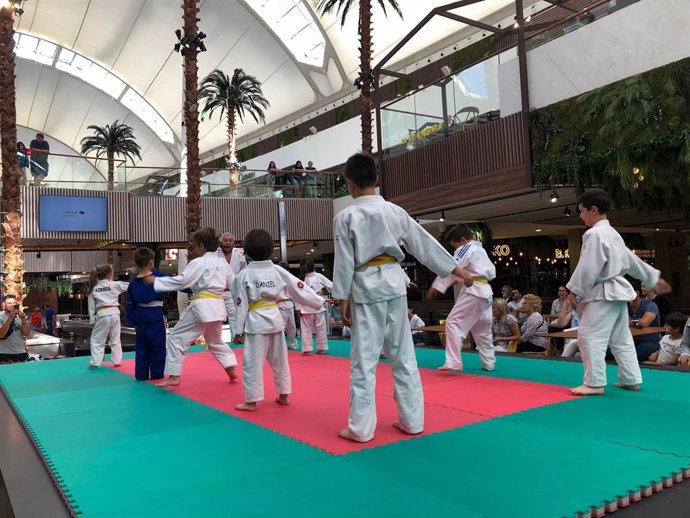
[566, 231, 606, 298]
[277, 268, 325, 312]
[332, 214, 355, 301]
[231, 276, 249, 335]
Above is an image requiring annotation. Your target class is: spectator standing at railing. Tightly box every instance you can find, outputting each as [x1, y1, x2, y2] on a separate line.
[266, 161, 278, 189]
[17, 142, 29, 184]
[29, 132, 50, 186]
[291, 160, 306, 197]
[305, 160, 318, 198]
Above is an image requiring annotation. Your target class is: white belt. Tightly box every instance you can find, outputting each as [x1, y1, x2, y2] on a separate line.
[138, 301, 164, 308]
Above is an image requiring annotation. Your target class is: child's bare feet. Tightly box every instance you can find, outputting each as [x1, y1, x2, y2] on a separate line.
[436, 365, 451, 371]
[235, 402, 257, 412]
[614, 382, 640, 391]
[338, 428, 373, 443]
[569, 384, 604, 396]
[156, 376, 181, 387]
[393, 422, 423, 435]
[88, 364, 99, 369]
[225, 366, 238, 383]
[316, 350, 325, 354]
[275, 394, 290, 405]
[302, 351, 312, 356]
[112, 363, 122, 368]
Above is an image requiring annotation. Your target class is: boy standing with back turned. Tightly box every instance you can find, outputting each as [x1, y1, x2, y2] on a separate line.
[333, 153, 474, 443]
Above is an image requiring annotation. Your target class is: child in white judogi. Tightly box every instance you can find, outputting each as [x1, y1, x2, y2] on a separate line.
[428, 224, 496, 371]
[278, 262, 298, 350]
[333, 153, 474, 443]
[87, 264, 128, 368]
[145, 227, 238, 387]
[566, 189, 669, 395]
[218, 232, 247, 331]
[233, 230, 325, 411]
[297, 257, 332, 354]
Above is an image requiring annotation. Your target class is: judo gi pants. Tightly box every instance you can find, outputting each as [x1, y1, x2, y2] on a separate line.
[164, 306, 237, 376]
[135, 320, 167, 381]
[242, 332, 291, 403]
[224, 296, 236, 334]
[578, 300, 642, 387]
[300, 312, 328, 352]
[89, 314, 122, 367]
[349, 296, 423, 442]
[279, 306, 298, 349]
[444, 293, 495, 371]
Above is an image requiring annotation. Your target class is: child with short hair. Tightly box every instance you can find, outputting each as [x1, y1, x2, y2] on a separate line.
[144, 227, 237, 387]
[566, 188, 670, 395]
[407, 307, 426, 345]
[126, 247, 168, 381]
[233, 229, 325, 411]
[333, 153, 474, 443]
[645, 312, 687, 365]
[297, 257, 332, 354]
[427, 223, 496, 371]
[87, 264, 128, 368]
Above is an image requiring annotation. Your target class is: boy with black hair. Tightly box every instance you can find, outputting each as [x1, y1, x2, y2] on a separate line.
[566, 188, 670, 395]
[427, 223, 496, 371]
[126, 247, 168, 381]
[144, 227, 238, 387]
[333, 153, 474, 443]
[232, 229, 325, 411]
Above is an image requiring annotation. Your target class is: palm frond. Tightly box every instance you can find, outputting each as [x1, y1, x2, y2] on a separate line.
[80, 120, 142, 164]
[315, 0, 401, 27]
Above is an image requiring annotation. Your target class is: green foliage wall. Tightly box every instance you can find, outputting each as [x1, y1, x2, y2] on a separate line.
[276, 127, 299, 148]
[237, 143, 259, 163]
[530, 58, 690, 215]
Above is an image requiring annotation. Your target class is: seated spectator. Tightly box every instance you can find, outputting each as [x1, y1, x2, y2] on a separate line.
[491, 298, 519, 352]
[516, 294, 548, 353]
[30, 307, 43, 332]
[627, 280, 661, 362]
[645, 312, 687, 365]
[501, 284, 513, 303]
[550, 285, 569, 316]
[407, 307, 425, 345]
[507, 288, 522, 313]
[642, 282, 673, 327]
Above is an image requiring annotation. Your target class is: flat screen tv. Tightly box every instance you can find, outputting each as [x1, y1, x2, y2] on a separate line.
[39, 195, 108, 232]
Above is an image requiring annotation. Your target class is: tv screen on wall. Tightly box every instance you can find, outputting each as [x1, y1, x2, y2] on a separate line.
[39, 195, 108, 232]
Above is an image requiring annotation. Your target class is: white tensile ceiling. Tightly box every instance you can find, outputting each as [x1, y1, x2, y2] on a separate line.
[13, 0, 520, 181]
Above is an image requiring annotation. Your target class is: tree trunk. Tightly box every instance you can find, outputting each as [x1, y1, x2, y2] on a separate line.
[182, 0, 202, 259]
[0, 7, 23, 302]
[359, 0, 373, 154]
[107, 151, 114, 191]
[227, 104, 236, 165]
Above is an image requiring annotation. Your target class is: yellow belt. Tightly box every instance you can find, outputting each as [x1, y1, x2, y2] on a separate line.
[278, 299, 291, 303]
[192, 291, 223, 301]
[472, 276, 489, 284]
[363, 253, 397, 267]
[96, 305, 119, 312]
[249, 299, 277, 312]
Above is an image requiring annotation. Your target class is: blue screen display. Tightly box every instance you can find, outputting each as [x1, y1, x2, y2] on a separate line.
[39, 195, 108, 232]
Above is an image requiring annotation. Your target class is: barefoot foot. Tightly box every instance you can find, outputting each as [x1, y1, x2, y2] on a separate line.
[301, 351, 312, 356]
[112, 363, 122, 368]
[225, 366, 238, 383]
[569, 384, 604, 396]
[337, 428, 373, 443]
[275, 395, 290, 405]
[436, 365, 451, 371]
[392, 422, 423, 436]
[614, 382, 640, 391]
[156, 376, 181, 388]
[235, 402, 257, 412]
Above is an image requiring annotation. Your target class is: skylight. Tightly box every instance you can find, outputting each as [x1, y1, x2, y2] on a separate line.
[245, 0, 326, 67]
[15, 31, 174, 144]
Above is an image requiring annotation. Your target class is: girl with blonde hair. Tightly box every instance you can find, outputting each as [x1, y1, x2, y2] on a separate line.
[87, 264, 128, 368]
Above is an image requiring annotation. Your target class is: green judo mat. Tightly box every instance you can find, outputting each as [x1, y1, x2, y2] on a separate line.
[1, 341, 689, 518]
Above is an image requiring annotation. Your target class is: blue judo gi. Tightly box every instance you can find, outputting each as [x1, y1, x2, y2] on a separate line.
[126, 271, 168, 381]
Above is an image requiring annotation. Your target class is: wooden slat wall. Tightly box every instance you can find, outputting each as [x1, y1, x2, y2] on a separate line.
[21, 186, 130, 241]
[129, 196, 188, 243]
[382, 113, 528, 211]
[23, 251, 110, 273]
[283, 199, 334, 241]
[201, 198, 280, 240]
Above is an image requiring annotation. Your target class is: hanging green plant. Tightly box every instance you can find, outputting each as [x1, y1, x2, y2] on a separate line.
[24, 277, 73, 297]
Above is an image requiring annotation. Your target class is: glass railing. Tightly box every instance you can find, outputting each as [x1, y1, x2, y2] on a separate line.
[9, 154, 344, 199]
[380, 54, 501, 157]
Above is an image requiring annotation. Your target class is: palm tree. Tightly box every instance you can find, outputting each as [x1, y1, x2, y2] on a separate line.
[316, 0, 402, 154]
[182, 0, 202, 257]
[80, 121, 142, 191]
[0, 5, 24, 302]
[199, 68, 269, 166]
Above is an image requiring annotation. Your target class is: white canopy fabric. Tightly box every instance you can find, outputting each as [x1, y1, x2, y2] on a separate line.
[13, 0, 521, 181]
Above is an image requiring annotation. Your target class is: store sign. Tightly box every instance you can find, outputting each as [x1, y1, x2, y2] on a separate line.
[491, 244, 511, 257]
[555, 248, 570, 259]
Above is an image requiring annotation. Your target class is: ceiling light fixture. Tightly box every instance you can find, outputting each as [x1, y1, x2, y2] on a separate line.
[655, 223, 660, 232]
[36, 251, 41, 259]
[439, 211, 445, 223]
[550, 190, 559, 203]
[564, 206, 572, 217]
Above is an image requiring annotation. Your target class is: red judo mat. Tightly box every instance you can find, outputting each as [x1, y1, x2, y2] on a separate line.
[117, 351, 575, 455]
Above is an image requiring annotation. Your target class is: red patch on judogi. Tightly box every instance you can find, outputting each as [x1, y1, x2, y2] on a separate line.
[236, 298, 242, 305]
[297, 282, 304, 289]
